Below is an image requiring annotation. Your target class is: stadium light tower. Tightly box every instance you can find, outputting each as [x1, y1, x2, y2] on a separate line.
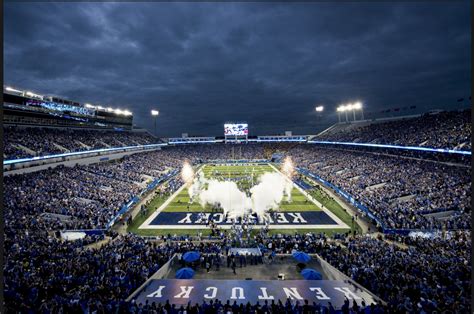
[151, 110, 159, 136]
[353, 101, 364, 120]
[315, 105, 324, 123]
[336, 106, 342, 122]
[337, 105, 349, 122]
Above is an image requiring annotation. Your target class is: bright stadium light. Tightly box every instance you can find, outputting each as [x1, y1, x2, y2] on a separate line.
[315, 106, 324, 112]
[151, 110, 159, 136]
[337, 104, 350, 122]
[5, 86, 23, 93]
[84, 103, 94, 108]
[353, 102, 362, 110]
[123, 110, 132, 116]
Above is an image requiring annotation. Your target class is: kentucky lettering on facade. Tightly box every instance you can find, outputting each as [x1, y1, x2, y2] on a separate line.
[132, 280, 378, 307]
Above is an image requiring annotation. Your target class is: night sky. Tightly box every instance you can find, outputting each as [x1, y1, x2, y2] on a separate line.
[4, 2, 471, 137]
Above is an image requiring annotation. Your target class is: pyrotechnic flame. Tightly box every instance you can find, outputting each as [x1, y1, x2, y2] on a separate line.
[181, 161, 195, 184]
[282, 156, 295, 179]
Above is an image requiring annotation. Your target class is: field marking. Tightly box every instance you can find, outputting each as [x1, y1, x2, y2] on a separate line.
[139, 163, 349, 230]
[139, 224, 350, 230]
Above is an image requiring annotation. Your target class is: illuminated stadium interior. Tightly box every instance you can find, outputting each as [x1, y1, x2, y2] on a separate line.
[3, 2, 471, 313]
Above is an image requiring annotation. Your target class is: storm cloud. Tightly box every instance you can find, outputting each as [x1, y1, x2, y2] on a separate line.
[4, 2, 471, 136]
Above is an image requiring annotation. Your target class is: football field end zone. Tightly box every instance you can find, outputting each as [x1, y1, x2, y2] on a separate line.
[138, 163, 349, 230]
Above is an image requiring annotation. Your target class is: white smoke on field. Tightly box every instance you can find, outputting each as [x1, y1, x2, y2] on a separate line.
[250, 172, 293, 218]
[188, 172, 205, 202]
[181, 161, 195, 184]
[199, 180, 252, 219]
[282, 156, 296, 179]
[188, 168, 294, 221]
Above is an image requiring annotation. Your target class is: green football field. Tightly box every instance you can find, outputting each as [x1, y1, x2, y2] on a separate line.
[162, 164, 321, 213]
[128, 163, 359, 236]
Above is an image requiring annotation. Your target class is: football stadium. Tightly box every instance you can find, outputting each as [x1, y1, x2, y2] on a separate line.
[3, 2, 472, 314]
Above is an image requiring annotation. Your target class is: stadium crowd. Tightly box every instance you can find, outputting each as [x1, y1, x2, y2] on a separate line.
[4, 142, 470, 232]
[3, 131, 471, 313]
[5, 223, 469, 313]
[3, 126, 160, 159]
[317, 232, 471, 313]
[317, 110, 471, 150]
[290, 146, 471, 230]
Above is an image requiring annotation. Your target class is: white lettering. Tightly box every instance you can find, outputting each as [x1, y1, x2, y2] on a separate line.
[334, 287, 362, 300]
[195, 213, 210, 224]
[282, 287, 303, 300]
[177, 214, 193, 224]
[309, 287, 330, 300]
[212, 213, 224, 224]
[276, 213, 289, 224]
[287, 213, 307, 223]
[174, 286, 194, 299]
[230, 287, 245, 300]
[258, 287, 275, 300]
[147, 285, 165, 298]
[204, 287, 217, 299]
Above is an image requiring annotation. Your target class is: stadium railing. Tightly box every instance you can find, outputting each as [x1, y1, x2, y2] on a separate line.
[306, 140, 471, 155]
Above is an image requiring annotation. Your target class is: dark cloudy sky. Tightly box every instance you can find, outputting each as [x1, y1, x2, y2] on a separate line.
[4, 2, 471, 137]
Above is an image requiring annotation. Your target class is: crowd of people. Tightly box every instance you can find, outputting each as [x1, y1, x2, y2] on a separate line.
[4, 141, 470, 233]
[318, 232, 471, 313]
[317, 110, 471, 150]
[3, 126, 160, 159]
[126, 298, 384, 313]
[3, 126, 471, 313]
[290, 145, 471, 230]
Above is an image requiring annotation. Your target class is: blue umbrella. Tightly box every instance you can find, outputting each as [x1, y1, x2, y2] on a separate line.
[301, 268, 322, 280]
[175, 267, 195, 279]
[183, 251, 200, 262]
[292, 251, 311, 263]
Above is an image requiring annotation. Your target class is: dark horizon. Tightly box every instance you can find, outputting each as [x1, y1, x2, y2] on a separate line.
[4, 2, 471, 137]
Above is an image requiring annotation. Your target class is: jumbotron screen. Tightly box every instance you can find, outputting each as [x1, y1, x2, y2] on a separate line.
[224, 123, 248, 136]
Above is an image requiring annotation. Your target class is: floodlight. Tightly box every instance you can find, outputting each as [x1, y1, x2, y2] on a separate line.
[315, 106, 324, 112]
[353, 102, 362, 110]
[5, 86, 22, 93]
[151, 110, 159, 116]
